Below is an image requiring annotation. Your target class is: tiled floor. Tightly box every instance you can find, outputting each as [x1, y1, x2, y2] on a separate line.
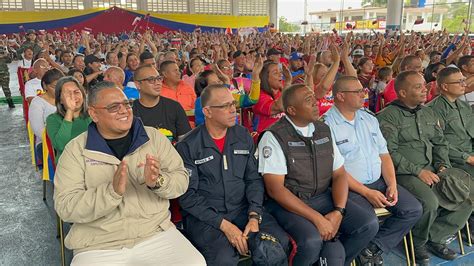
[1, 62, 473, 265]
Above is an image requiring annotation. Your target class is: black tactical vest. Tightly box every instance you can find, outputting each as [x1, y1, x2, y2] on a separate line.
[266, 117, 334, 200]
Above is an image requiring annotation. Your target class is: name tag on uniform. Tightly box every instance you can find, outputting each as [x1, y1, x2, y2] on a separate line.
[195, 155, 214, 165]
[288, 141, 306, 147]
[371, 133, 377, 137]
[315, 137, 330, 145]
[234, 150, 250, 155]
[336, 139, 349, 145]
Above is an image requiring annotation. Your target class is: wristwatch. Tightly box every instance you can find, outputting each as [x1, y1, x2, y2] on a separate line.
[333, 207, 346, 217]
[147, 174, 165, 190]
[248, 213, 262, 224]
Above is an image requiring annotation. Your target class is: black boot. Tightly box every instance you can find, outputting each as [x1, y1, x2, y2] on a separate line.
[6, 98, 14, 108]
[357, 242, 384, 266]
[414, 245, 430, 265]
[427, 241, 458, 260]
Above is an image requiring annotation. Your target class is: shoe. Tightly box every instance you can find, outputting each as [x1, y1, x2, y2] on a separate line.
[356, 242, 384, 266]
[427, 241, 458, 261]
[6, 98, 14, 108]
[414, 245, 430, 265]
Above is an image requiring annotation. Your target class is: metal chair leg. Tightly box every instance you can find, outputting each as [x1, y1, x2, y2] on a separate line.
[409, 231, 415, 266]
[458, 230, 465, 255]
[58, 216, 66, 266]
[42, 180, 46, 201]
[403, 236, 410, 266]
[466, 221, 472, 247]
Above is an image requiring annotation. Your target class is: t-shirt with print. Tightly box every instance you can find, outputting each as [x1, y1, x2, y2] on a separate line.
[133, 96, 191, 142]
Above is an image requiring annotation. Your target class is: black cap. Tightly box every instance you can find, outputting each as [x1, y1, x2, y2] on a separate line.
[84, 54, 101, 66]
[233, 50, 246, 59]
[267, 48, 282, 57]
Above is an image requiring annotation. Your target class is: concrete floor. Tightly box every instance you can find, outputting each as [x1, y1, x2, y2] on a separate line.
[1, 62, 474, 265]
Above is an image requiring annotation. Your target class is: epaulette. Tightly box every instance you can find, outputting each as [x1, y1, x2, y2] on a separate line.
[318, 115, 326, 122]
[363, 108, 376, 117]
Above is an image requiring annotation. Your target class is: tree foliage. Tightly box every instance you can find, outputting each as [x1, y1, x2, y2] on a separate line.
[361, 0, 388, 7]
[279, 16, 300, 32]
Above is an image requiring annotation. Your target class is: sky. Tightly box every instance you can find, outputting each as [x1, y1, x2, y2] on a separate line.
[278, 0, 364, 22]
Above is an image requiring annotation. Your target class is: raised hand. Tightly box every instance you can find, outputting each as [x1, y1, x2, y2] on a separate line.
[113, 161, 128, 196]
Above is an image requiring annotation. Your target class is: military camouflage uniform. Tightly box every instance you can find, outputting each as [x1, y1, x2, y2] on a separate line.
[0, 52, 12, 101]
[377, 100, 472, 247]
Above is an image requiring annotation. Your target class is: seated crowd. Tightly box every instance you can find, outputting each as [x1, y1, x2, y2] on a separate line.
[7, 27, 474, 266]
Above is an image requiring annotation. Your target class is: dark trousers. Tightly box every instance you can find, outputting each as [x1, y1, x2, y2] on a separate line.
[183, 208, 290, 266]
[266, 191, 379, 266]
[350, 178, 423, 252]
[397, 174, 472, 246]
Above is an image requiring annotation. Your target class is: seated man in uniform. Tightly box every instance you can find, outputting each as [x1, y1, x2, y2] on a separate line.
[377, 71, 472, 264]
[54, 81, 205, 265]
[176, 84, 289, 265]
[323, 76, 422, 265]
[258, 83, 379, 266]
[427, 67, 474, 234]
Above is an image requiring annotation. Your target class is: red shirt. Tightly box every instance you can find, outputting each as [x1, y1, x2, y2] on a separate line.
[213, 135, 226, 153]
[252, 90, 284, 134]
[382, 79, 397, 105]
[318, 88, 334, 116]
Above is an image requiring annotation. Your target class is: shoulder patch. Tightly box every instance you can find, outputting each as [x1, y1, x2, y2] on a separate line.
[262, 146, 272, 158]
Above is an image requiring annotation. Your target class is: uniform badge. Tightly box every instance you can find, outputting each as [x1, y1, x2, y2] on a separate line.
[315, 137, 330, 145]
[262, 146, 272, 158]
[185, 168, 193, 177]
[194, 155, 214, 165]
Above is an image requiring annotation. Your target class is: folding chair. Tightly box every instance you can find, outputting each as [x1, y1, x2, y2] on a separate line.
[457, 221, 472, 255]
[41, 130, 56, 200]
[41, 130, 66, 266]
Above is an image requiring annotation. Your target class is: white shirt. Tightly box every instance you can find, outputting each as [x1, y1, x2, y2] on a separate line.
[24, 78, 42, 99]
[18, 58, 32, 68]
[28, 96, 56, 145]
[258, 116, 345, 175]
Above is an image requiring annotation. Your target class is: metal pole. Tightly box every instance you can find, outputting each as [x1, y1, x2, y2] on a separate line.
[468, 0, 473, 32]
[304, 0, 308, 33]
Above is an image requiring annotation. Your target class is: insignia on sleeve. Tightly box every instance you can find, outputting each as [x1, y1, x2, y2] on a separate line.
[263, 146, 272, 159]
[185, 168, 193, 177]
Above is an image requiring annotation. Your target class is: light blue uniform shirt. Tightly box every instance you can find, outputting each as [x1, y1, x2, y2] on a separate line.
[323, 106, 389, 184]
[258, 116, 345, 175]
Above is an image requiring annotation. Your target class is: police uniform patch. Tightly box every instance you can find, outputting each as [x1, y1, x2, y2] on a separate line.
[185, 168, 193, 177]
[263, 146, 272, 158]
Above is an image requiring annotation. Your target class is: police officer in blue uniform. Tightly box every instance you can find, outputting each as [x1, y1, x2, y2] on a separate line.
[323, 76, 422, 265]
[176, 84, 289, 265]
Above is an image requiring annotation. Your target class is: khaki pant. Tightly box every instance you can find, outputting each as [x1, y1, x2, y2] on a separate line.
[397, 174, 472, 247]
[71, 227, 205, 266]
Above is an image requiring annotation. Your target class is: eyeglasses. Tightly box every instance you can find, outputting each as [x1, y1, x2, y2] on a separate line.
[137, 75, 163, 84]
[207, 100, 237, 110]
[444, 79, 467, 86]
[93, 99, 134, 113]
[339, 89, 366, 94]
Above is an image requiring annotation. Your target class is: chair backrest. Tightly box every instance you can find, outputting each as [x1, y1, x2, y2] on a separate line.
[186, 109, 195, 128]
[41, 130, 56, 182]
[27, 121, 38, 168]
[17, 67, 31, 123]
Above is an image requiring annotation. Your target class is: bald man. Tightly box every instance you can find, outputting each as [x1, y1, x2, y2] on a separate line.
[104, 66, 140, 100]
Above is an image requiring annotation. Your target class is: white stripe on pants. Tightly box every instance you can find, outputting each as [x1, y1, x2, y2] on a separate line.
[71, 227, 206, 266]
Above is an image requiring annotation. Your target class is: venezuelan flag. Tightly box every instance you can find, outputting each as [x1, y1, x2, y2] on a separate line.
[41, 130, 56, 182]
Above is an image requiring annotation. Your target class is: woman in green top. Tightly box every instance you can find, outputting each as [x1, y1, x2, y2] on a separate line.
[46, 76, 92, 162]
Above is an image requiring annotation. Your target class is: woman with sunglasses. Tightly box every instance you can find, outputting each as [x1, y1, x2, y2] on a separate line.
[46, 76, 91, 161]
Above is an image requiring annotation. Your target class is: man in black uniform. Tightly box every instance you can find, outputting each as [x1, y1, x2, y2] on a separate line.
[176, 84, 289, 265]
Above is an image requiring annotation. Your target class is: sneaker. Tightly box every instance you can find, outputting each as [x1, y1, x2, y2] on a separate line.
[6, 98, 14, 108]
[414, 245, 430, 265]
[356, 242, 383, 266]
[427, 241, 458, 261]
